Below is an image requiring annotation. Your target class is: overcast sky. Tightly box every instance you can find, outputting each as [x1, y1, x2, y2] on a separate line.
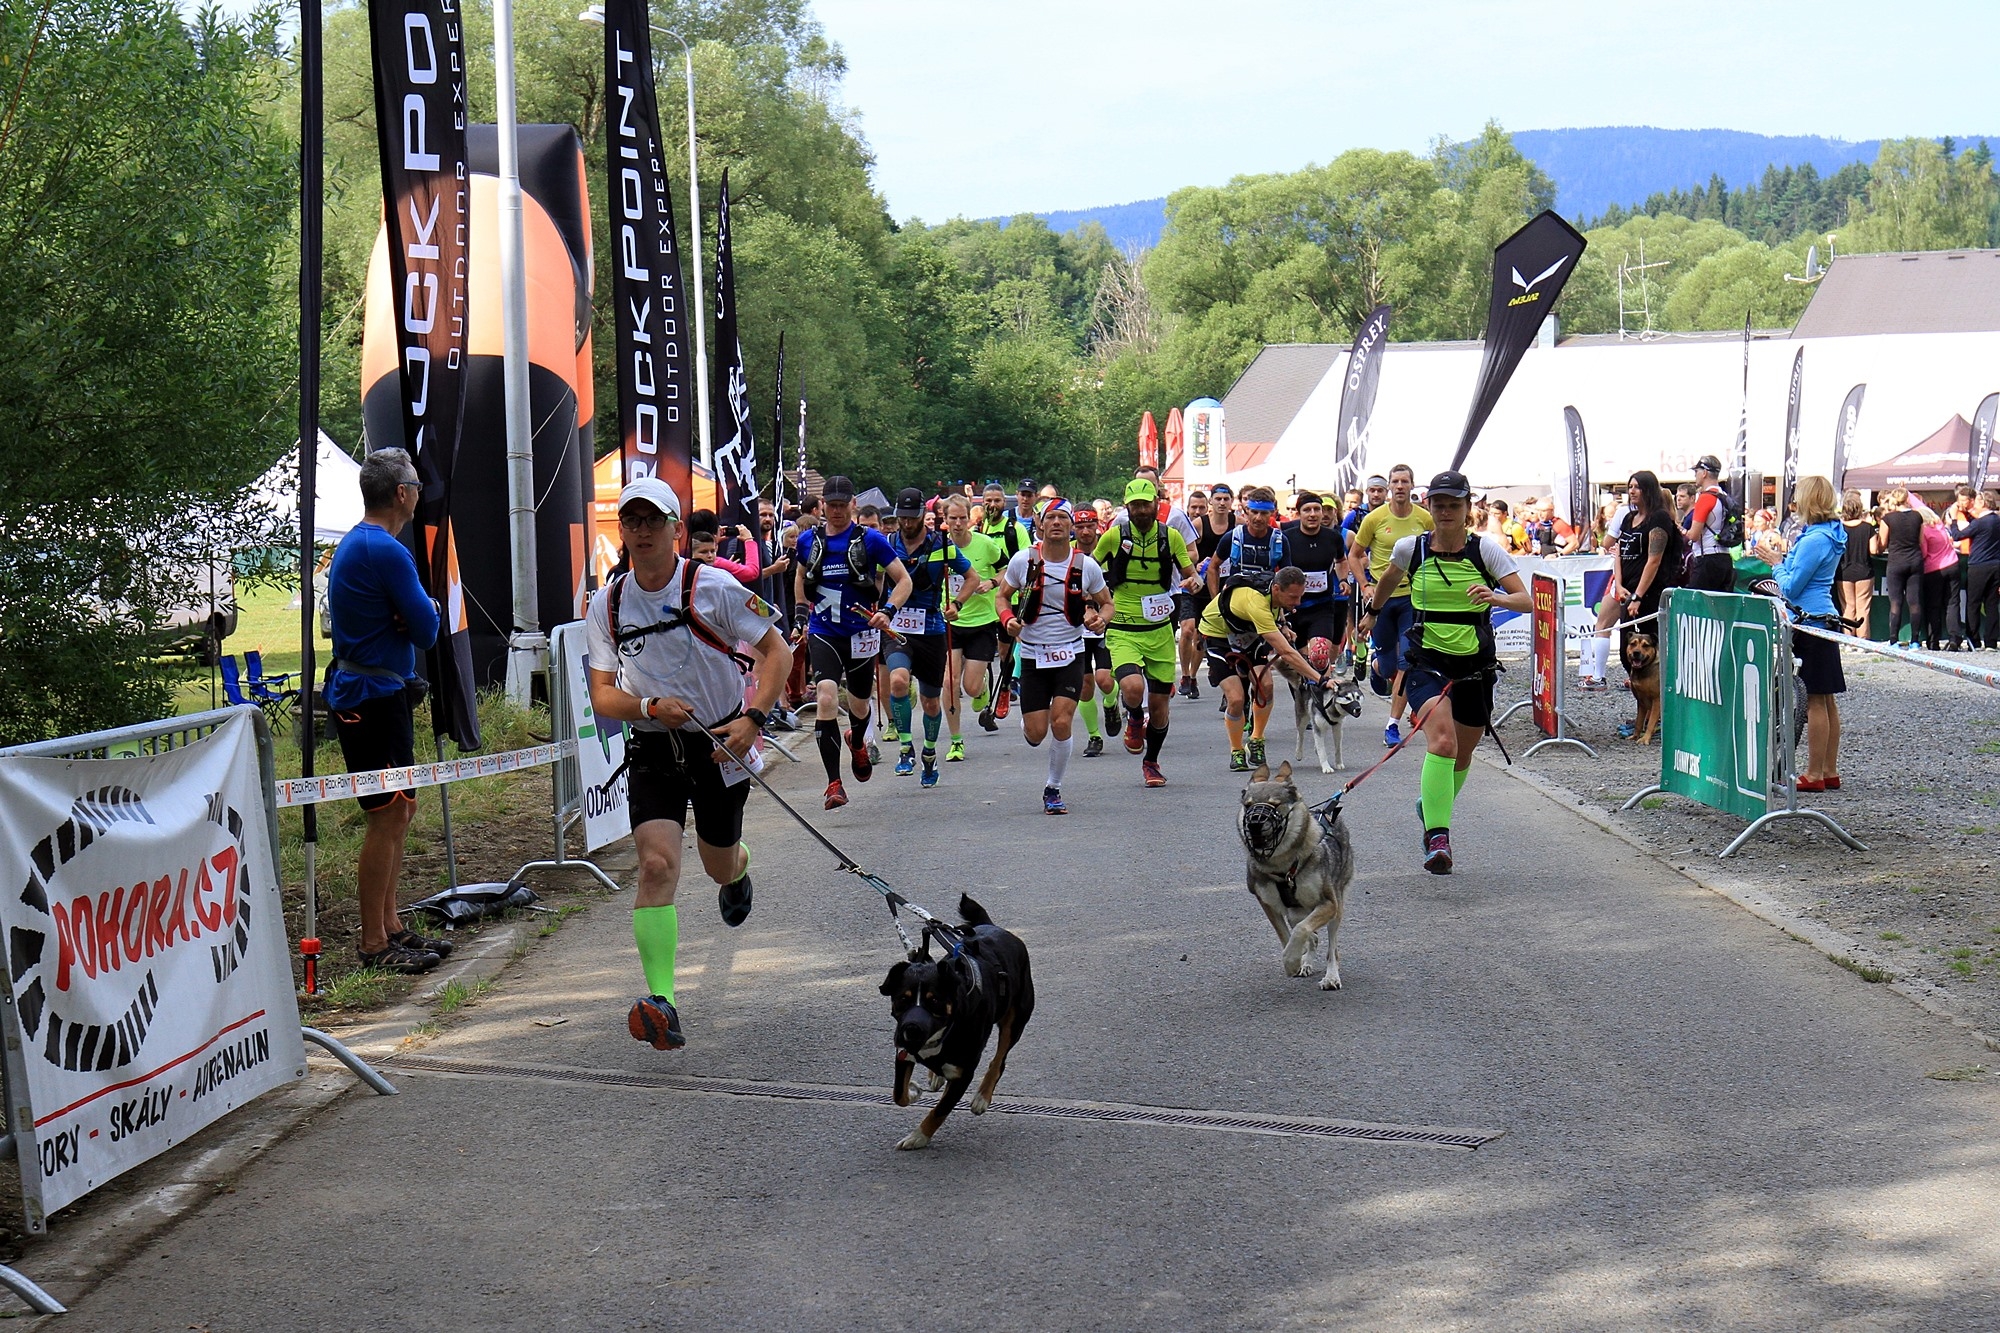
[812, 0, 2000, 223]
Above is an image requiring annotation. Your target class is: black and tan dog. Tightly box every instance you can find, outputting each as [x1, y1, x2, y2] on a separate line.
[879, 894, 1034, 1151]
[1624, 631, 1662, 744]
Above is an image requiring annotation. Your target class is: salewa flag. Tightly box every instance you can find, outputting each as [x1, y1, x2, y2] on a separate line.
[710, 169, 757, 533]
[604, 0, 694, 516]
[1334, 304, 1391, 492]
[1451, 212, 1585, 471]
[1970, 393, 1998, 493]
[1138, 411, 1159, 470]
[1561, 406, 1591, 534]
[368, 0, 479, 749]
[771, 331, 786, 505]
[1779, 347, 1804, 526]
[1831, 384, 1867, 493]
[1729, 311, 1752, 512]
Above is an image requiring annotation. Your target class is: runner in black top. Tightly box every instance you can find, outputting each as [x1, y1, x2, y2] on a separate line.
[1279, 491, 1350, 656]
[1180, 483, 1235, 699]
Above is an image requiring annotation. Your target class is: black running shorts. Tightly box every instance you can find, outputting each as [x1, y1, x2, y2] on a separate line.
[953, 622, 999, 664]
[1017, 657, 1085, 713]
[883, 632, 949, 689]
[626, 730, 750, 848]
[808, 630, 878, 698]
[332, 692, 417, 812]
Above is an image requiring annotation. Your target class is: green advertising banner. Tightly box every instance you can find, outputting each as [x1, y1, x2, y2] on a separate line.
[1658, 588, 1779, 822]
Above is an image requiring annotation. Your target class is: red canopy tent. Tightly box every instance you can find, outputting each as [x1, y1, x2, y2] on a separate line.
[1844, 414, 1971, 494]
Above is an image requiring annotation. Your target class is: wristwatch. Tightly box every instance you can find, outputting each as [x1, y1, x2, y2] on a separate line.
[745, 707, 769, 730]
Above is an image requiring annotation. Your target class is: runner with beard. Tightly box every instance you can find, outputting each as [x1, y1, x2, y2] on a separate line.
[977, 482, 1032, 725]
[884, 487, 979, 788]
[941, 496, 1005, 757]
[994, 499, 1113, 814]
[1069, 505, 1120, 756]
[793, 475, 914, 809]
[1091, 476, 1195, 787]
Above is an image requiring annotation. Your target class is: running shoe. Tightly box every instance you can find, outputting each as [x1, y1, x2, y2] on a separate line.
[946, 737, 966, 762]
[1042, 785, 1067, 816]
[978, 705, 999, 733]
[1229, 748, 1250, 773]
[1008, 680, 1021, 703]
[883, 723, 902, 746]
[1142, 760, 1167, 788]
[1123, 712, 1147, 754]
[1384, 721, 1401, 747]
[920, 752, 940, 788]
[718, 848, 752, 927]
[867, 740, 882, 767]
[1178, 676, 1195, 700]
[895, 746, 916, 777]
[1247, 737, 1266, 767]
[628, 995, 686, 1050]
[824, 779, 849, 810]
[1084, 734, 1104, 758]
[995, 689, 1012, 720]
[769, 707, 800, 732]
[357, 942, 441, 975]
[848, 730, 875, 781]
[1187, 678, 1201, 701]
[1424, 831, 1453, 875]
[389, 928, 454, 960]
[1336, 648, 1354, 676]
[1103, 704, 1121, 735]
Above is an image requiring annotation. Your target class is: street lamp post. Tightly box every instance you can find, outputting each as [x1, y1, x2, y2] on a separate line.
[579, 4, 713, 468]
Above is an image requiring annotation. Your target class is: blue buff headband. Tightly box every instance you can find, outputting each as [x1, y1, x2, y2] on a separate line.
[1243, 498, 1277, 514]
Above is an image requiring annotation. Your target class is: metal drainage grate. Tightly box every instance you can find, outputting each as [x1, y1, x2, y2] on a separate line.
[382, 1054, 1503, 1151]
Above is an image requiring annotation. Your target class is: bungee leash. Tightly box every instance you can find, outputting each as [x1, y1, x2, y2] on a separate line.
[1307, 681, 1455, 839]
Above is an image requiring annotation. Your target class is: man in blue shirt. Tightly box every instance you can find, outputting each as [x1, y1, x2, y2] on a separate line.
[884, 487, 978, 786]
[793, 475, 913, 808]
[325, 448, 447, 975]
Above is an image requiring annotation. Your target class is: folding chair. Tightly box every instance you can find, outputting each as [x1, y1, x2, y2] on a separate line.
[244, 650, 299, 704]
[220, 656, 288, 731]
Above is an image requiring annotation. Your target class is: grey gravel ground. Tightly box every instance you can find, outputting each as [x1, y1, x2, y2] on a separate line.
[1492, 643, 2000, 1035]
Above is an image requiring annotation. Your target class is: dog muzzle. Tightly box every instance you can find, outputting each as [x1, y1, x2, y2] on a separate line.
[1241, 801, 1289, 854]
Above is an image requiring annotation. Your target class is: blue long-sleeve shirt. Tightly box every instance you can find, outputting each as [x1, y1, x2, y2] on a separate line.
[1775, 520, 1845, 620]
[325, 521, 439, 709]
[1950, 511, 2000, 565]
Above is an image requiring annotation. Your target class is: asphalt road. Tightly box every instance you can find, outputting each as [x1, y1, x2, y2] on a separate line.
[56, 697, 2000, 1330]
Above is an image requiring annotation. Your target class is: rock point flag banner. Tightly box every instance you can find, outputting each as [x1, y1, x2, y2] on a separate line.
[1971, 393, 1999, 494]
[1560, 406, 1591, 533]
[710, 169, 758, 534]
[0, 714, 304, 1222]
[1451, 212, 1586, 471]
[1831, 384, 1867, 493]
[604, 0, 694, 517]
[368, 0, 479, 749]
[1779, 347, 1805, 527]
[1334, 305, 1391, 493]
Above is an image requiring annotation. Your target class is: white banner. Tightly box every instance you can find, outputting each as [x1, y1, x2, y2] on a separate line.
[1183, 398, 1229, 490]
[553, 622, 631, 852]
[0, 714, 304, 1219]
[1492, 554, 1614, 655]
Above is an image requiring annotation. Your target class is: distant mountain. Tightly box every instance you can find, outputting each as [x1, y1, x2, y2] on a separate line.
[1016, 127, 1998, 250]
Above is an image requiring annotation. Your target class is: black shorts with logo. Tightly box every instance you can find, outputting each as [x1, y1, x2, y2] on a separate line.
[884, 631, 949, 690]
[953, 622, 1000, 664]
[626, 729, 750, 847]
[332, 691, 417, 812]
[807, 630, 878, 699]
[1017, 656, 1085, 713]
[1399, 649, 1499, 730]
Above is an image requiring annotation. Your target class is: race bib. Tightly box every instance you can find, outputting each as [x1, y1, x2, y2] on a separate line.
[1304, 570, 1329, 593]
[1031, 643, 1077, 668]
[851, 629, 881, 657]
[717, 747, 753, 788]
[1140, 592, 1176, 623]
[948, 573, 966, 599]
[891, 604, 929, 635]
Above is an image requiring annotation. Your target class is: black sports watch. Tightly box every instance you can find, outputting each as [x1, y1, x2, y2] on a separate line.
[744, 707, 769, 730]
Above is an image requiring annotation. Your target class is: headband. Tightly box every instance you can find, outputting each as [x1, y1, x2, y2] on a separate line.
[1243, 498, 1277, 513]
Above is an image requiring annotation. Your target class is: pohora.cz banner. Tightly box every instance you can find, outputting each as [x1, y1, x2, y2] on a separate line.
[0, 714, 303, 1222]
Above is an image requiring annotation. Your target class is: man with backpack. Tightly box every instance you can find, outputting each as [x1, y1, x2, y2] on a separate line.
[1683, 455, 1741, 592]
[1089, 476, 1196, 788]
[883, 487, 979, 788]
[1205, 485, 1291, 751]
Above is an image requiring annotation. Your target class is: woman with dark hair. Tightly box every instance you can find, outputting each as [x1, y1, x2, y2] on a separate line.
[1836, 490, 1879, 637]
[1614, 471, 1682, 738]
[1877, 489, 1925, 645]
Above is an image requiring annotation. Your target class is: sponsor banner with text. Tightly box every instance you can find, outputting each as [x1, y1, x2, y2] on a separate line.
[1658, 588, 1777, 823]
[1491, 554, 1612, 654]
[553, 623, 631, 852]
[0, 714, 304, 1221]
[1452, 211, 1586, 471]
[1530, 572, 1560, 739]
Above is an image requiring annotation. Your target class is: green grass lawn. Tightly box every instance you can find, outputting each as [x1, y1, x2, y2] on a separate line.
[176, 579, 313, 715]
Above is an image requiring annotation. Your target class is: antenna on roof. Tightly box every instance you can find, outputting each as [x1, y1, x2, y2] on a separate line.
[1617, 240, 1670, 340]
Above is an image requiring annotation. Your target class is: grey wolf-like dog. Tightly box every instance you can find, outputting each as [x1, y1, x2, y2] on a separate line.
[1237, 761, 1353, 989]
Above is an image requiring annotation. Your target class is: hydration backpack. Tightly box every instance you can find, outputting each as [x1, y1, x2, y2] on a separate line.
[1107, 519, 1176, 591]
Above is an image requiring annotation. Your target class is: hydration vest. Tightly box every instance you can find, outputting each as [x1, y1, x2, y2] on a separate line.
[607, 560, 755, 674]
[1106, 518, 1179, 592]
[1406, 534, 1499, 660]
[801, 523, 878, 599]
[1227, 524, 1287, 575]
[1020, 552, 1086, 625]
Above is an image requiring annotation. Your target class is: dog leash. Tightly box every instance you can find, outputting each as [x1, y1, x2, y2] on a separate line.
[1307, 681, 1455, 837]
[697, 721, 964, 959]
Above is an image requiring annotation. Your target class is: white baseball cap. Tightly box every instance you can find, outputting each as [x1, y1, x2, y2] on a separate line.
[618, 477, 682, 519]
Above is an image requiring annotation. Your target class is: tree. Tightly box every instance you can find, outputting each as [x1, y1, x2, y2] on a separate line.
[1843, 137, 1999, 253]
[0, 0, 295, 743]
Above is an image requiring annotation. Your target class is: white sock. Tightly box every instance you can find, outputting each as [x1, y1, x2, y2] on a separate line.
[1046, 735, 1073, 789]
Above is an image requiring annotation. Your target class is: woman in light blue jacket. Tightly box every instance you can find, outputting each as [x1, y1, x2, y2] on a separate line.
[1774, 476, 1847, 791]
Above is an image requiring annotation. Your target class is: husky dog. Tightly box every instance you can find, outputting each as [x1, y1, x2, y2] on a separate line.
[1236, 762, 1354, 989]
[1278, 658, 1364, 774]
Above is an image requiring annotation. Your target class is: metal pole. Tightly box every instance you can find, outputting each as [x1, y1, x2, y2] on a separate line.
[494, 0, 546, 705]
[298, 0, 324, 987]
[683, 40, 712, 469]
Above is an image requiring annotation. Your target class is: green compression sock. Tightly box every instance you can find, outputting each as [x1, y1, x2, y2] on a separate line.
[892, 692, 913, 737]
[923, 708, 942, 744]
[1421, 752, 1459, 832]
[632, 905, 679, 1003]
[1079, 695, 1101, 737]
[1454, 764, 1469, 796]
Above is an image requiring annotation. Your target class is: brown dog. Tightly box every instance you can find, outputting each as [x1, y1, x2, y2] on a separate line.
[1624, 631, 1661, 744]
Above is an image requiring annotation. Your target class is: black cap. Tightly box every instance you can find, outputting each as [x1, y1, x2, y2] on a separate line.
[1427, 470, 1472, 499]
[1019, 477, 1035, 490]
[822, 475, 856, 501]
[893, 486, 926, 518]
[1695, 454, 1723, 475]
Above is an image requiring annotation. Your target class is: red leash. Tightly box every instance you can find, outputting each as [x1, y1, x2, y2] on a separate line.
[1331, 680, 1454, 799]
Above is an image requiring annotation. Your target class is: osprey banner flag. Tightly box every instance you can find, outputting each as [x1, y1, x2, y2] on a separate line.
[1334, 304, 1391, 493]
[1779, 347, 1805, 526]
[1831, 383, 1867, 493]
[367, 0, 479, 749]
[1451, 212, 1586, 471]
[710, 169, 758, 534]
[1729, 312, 1752, 512]
[1561, 406, 1591, 534]
[604, 0, 695, 513]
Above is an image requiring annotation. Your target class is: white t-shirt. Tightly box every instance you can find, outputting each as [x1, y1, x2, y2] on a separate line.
[1004, 548, 1107, 654]
[1387, 533, 1520, 582]
[585, 558, 780, 733]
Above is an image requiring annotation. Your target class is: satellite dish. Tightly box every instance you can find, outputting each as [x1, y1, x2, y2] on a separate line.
[1805, 245, 1822, 280]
